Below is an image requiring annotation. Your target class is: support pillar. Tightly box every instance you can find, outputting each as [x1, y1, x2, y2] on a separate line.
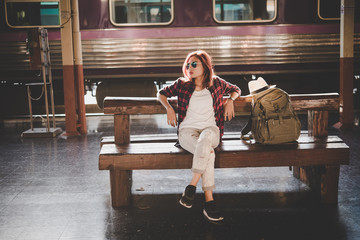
[339, 0, 355, 129]
[60, 0, 86, 136]
[72, 0, 86, 134]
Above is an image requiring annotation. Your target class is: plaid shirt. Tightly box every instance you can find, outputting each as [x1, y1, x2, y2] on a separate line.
[159, 76, 241, 137]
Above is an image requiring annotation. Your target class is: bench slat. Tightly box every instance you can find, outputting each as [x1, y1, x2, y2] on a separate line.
[99, 138, 349, 170]
[101, 133, 345, 145]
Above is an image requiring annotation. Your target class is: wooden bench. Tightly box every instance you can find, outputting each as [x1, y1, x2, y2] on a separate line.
[99, 93, 349, 207]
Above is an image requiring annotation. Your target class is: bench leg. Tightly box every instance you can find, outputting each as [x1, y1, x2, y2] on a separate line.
[110, 168, 132, 207]
[299, 165, 340, 205]
[320, 165, 340, 205]
[293, 166, 300, 179]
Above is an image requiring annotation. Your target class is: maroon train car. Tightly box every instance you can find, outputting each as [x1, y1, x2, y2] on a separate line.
[0, 0, 359, 111]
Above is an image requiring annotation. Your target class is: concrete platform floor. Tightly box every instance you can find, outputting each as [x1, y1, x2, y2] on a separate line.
[0, 113, 359, 240]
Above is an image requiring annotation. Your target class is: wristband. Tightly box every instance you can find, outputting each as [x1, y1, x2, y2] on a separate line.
[230, 96, 236, 101]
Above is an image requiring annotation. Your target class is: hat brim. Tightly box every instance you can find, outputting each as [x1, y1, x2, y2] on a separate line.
[249, 85, 276, 95]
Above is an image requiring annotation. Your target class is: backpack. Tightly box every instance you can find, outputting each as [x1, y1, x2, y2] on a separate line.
[241, 87, 301, 144]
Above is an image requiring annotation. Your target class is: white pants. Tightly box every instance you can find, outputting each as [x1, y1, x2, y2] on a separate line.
[178, 126, 220, 191]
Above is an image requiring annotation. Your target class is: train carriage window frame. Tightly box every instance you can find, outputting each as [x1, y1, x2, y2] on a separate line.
[4, 0, 60, 28]
[109, 0, 174, 27]
[317, 0, 359, 21]
[213, 0, 277, 24]
[317, 0, 340, 20]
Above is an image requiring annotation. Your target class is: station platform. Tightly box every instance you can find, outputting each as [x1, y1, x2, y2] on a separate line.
[0, 113, 359, 240]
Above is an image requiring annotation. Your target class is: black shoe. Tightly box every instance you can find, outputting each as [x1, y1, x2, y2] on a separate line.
[179, 185, 196, 208]
[203, 200, 224, 222]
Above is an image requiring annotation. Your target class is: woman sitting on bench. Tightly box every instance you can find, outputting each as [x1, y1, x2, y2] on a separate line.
[157, 50, 241, 223]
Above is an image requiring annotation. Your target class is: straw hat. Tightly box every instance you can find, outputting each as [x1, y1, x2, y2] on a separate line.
[248, 77, 275, 95]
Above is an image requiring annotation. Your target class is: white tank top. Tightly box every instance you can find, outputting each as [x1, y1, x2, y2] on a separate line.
[179, 88, 217, 130]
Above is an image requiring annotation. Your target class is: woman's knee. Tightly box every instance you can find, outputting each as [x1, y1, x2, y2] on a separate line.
[179, 128, 199, 153]
[198, 128, 219, 148]
[198, 130, 213, 144]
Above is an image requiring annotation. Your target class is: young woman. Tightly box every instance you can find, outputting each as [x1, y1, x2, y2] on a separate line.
[157, 50, 241, 222]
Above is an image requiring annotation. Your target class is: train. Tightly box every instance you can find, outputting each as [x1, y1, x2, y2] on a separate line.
[0, 0, 359, 114]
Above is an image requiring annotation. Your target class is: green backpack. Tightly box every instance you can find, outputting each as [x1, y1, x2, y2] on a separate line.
[241, 87, 301, 144]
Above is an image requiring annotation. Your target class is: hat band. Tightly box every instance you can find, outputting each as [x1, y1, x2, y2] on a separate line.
[251, 85, 270, 94]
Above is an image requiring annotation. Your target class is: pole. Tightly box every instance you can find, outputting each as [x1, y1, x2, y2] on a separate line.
[339, 0, 355, 129]
[71, 0, 87, 134]
[60, 0, 87, 136]
[43, 29, 57, 129]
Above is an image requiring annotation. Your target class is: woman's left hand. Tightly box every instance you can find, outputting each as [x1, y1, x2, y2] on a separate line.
[224, 99, 235, 121]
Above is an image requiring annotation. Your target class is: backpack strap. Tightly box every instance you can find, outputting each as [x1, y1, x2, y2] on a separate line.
[240, 116, 252, 136]
[240, 109, 253, 140]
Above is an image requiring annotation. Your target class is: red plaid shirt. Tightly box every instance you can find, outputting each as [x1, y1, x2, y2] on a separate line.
[159, 76, 241, 137]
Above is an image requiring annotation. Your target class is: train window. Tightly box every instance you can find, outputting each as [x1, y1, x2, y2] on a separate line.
[318, 0, 340, 20]
[318, 0, 359, 21]
[213, 0, 277, 23]
[5, 0, 60, 28]
[109, 0, 174, 26]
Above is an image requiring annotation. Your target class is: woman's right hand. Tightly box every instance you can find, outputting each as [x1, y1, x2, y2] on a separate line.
[157, 93, 177, 127]
[166, 107, 177, 127]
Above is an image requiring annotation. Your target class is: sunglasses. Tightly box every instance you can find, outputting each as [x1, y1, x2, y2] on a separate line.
[186, 61, 199, 70]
